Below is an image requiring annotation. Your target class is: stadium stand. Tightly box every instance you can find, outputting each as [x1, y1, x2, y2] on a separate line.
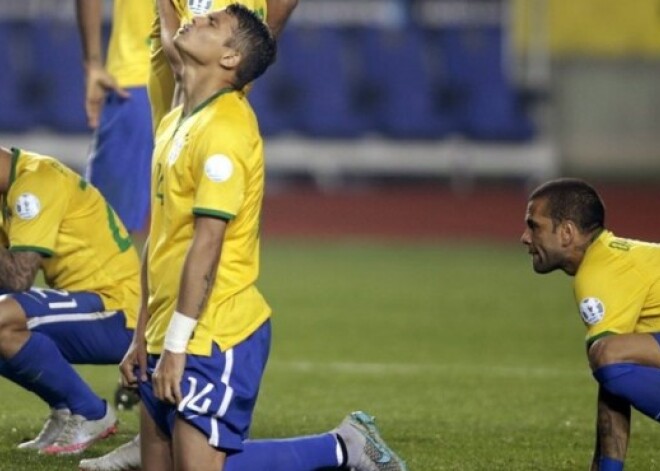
[0, 20, 38, 131]
[0, 0, 557, 185]
[30, 19, 89, 133]
[356, 26, 457, 139]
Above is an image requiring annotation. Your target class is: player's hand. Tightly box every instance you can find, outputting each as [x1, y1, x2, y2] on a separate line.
[119, 336, 147, 388]
[152, 349, 186, 405]
[84, 64, 129, 128]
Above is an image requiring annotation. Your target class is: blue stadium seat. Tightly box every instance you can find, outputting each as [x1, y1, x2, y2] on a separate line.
[277, 26, 371, 138]
[439, 26, 534, 141]
[247, 29, 301, 136]
[355, 27, 456, 139]
[0, 21, 38, 131]
[30, 20, 88, 133]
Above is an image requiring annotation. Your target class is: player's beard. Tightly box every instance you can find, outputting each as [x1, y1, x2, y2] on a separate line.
[531, 250, 559, 274]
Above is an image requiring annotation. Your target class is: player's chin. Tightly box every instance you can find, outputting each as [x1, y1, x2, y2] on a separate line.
[531, 255, 549, 274]
[532, 260, 554, 274]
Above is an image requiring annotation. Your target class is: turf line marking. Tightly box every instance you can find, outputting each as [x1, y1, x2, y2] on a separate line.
[268, 360, 588, 379]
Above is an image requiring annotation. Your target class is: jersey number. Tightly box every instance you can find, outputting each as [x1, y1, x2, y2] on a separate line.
[105, 204, 132, 252]
[179, 376, 214, 414]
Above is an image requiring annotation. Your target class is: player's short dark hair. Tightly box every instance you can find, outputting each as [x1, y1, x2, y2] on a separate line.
[529, 178, 605, 233]
[225, 4, 276, 89]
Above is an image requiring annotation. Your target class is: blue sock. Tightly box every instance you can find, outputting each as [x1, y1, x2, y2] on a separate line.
[225, 433, 342, 471]
[599, 456, 624, 471]
[0, 358, 67, 410]
[4, 332, 105, 418]
[594, 363, 660, 420]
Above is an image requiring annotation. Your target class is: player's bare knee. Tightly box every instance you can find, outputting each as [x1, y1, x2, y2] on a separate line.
[588, 336, 620, 370]
[0, 303, 28, 347]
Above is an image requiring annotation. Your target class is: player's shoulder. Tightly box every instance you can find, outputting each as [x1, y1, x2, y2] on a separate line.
[594, 231, 660, 261]
[13, 150, 73, 188]
[200, 92, 258, 135]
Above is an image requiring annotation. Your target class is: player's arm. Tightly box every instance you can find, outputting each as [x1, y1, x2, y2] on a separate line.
[75, 0, 128, 128]
[590, 386, 629, 470]
[0, 247, 41, 292]
[156, 0, 185, 110]
[266, 0, 299, 37]
[120, 239, 151, 387]
[152, 216, 226, 404]
[157, 0, 184, 84]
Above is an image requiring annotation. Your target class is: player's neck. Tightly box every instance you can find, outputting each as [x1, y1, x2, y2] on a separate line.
[181, 67, 235, 116]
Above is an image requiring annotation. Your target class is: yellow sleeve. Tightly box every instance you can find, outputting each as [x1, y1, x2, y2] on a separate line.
[190, 125, 247, 220]
[575, 262, 649, 341]
[7, 171, 69, 256]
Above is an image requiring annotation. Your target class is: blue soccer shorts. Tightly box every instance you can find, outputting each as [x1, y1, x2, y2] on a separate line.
[4, 287, 132, 364]
[139, 319, 271, 453]
[86, 87, 153, 232]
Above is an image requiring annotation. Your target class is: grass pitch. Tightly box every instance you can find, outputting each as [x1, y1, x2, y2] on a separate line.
[0, 240, 659, 470]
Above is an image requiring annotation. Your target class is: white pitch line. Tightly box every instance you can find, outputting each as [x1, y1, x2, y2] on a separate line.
[268, 360, 589, 379]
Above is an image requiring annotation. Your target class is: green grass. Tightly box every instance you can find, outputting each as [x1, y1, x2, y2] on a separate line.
[1, 240, 660, 470]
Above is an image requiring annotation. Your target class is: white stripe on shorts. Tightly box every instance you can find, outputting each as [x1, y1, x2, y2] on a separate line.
[210, 348, 235, 447]
[26, 311, 119, 329]
[217, 348, 235, 418]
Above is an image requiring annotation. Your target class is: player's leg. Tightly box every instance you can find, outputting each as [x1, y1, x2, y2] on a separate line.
[591, 333, 660, 421]
[138, 354, 175, 471]
[86, 87, 153, 233]
[0, 290, 77, 450]
[588, 333, 660, 370]
[224, 411, 407, 471]
[141, 404, 173, 471]
[173, 417, 226, 471]
[0, 288, 125, 453]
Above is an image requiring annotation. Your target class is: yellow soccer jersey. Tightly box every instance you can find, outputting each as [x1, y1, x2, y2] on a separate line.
[146, 88, 270, 355]
[574, 230, 660, 344]
[148, 0, 267, 129]
[106, 0, 155, 87]
[2, 149, 140, 328]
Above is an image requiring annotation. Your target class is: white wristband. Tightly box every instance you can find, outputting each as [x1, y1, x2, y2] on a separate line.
[163, 311, 198, 353]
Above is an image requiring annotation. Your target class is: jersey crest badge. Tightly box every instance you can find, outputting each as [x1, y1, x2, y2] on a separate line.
[204, 155, 233, 182]
[15, 193, 41, 220]
[579, 297, 605, 325]
[188, 0, 212, 15]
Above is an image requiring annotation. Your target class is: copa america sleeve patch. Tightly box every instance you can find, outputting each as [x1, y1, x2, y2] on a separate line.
[204, 155, 233, 183]
[15, 193, 41, 220]
[579, 297, 606, 325]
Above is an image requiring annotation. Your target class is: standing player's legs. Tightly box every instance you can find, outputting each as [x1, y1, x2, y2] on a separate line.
[86, 88, 153, 233]
[0, 288, 131, 453]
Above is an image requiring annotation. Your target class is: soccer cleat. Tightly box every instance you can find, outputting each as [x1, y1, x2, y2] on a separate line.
[334, 411, 408, 471]
[17, 408, 71, 451]
[79, 434, 141, 471]
[41, 403, 118, 455]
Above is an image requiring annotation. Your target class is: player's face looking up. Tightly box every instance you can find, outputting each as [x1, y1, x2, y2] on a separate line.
[174, 10, 239, 68]
[521, 197, 569, 274]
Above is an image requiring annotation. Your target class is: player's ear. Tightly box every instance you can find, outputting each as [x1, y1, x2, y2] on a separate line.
[219, 49, 240, 70]
[560, 220, 578, 247]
